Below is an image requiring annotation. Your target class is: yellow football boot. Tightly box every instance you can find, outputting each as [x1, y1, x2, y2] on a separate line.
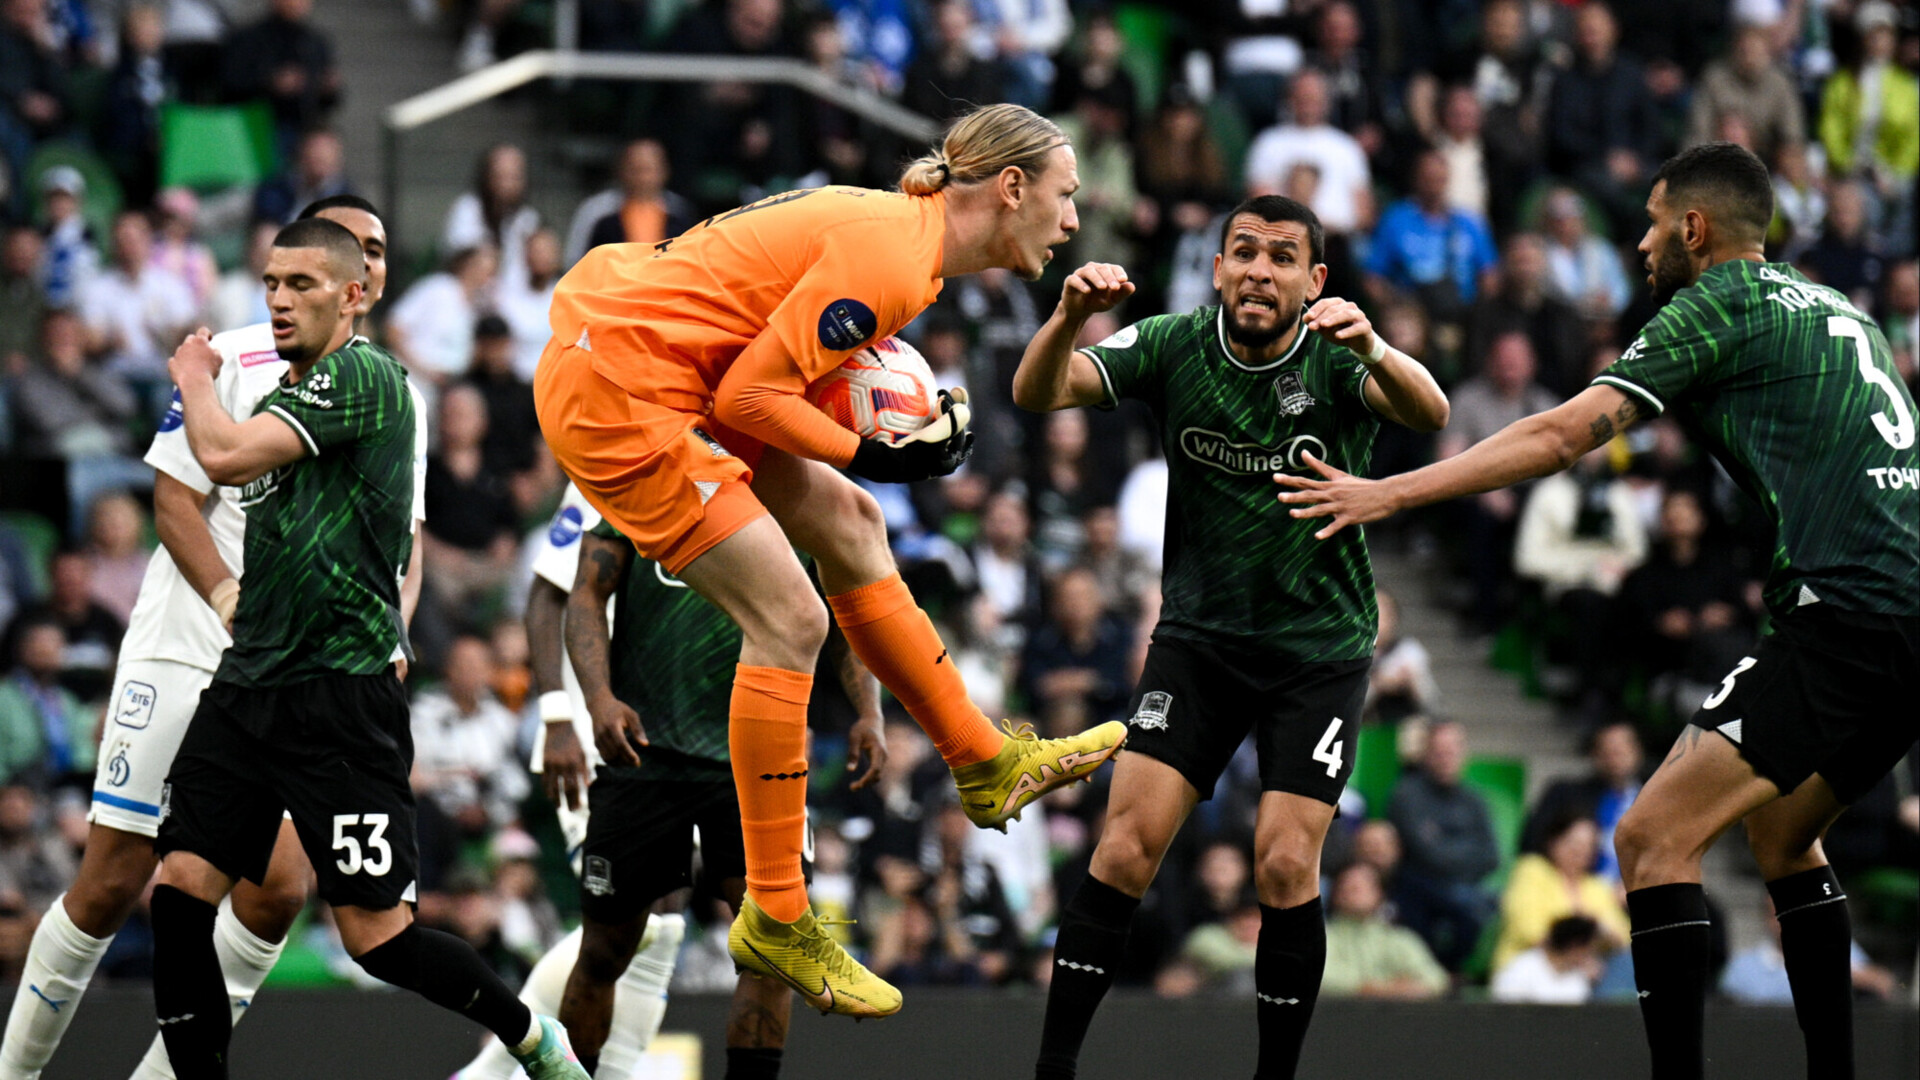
[952, 718, 1128, 832]
[728, 897, 902, 1019]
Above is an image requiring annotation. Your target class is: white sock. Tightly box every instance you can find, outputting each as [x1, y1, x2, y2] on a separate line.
[596, 913, 684, 1080]
[126, 897, 289, 1080]
[0, 894, 112, 1080]
[453, 927, 584, 1080]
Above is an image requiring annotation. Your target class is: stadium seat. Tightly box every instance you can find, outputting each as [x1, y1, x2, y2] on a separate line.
[1461, 754, 1527, 887]
[1113, 3, 1182, 117]
[1347, 722, 1401, 819]
[1855, 866, 1919, 929]
[24, 142, 124, 242]
[0, 510, 61, 598]
[159, 102, 279, 191]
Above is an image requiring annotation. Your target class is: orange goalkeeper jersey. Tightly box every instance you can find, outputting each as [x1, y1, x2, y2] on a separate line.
[549, 186, 948, 409]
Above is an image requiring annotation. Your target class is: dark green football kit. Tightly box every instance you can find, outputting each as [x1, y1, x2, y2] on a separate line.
[159, 340, 423, 908]
[1082, 305, 1383, 804]
[1595, 260, 1919, 801]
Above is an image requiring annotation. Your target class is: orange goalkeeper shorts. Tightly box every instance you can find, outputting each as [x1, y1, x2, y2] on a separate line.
[533, 336, 768, 574]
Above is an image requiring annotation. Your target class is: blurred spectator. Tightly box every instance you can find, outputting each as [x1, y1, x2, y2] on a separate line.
[99, 4, 171, 206]
[1388, 720, 1498, 971]
[221, 0, 340, 142]
[1440, 331, 1560, 631]
[662, 0, 802, 205]
[1321, 862, 1448, 1000]
[410, 635, 528, 833]
[1490, 914, 1602, 1004]
[1, 225, 47, 370]
[1769, 142, 1827, 263]
[971, 488, 1037, 625]
[1613, 488, 1753, 717]
[444, 143, 541, 287]
[9, 309, 140, 458]
[1115, 454, 1165, 575]
[38, 167, 99, 310]
[252, 127, 353, 225]
[974, 0, 1071, 109]
[582, 139, 696, 253]
[819, 0, 915, 95]
[1048, 11, 1136, 133]
[0, 0, 73, 214]
[210, 220, 276, 332]
[1186, 840, 1253, 931]
[1366, 589, 1436, 726]
[1524, 721, 1643, 883]
[1417, 0, 1552, 231]
[1075, 505, 1151, 620]
[901, 0, 1006, 124]
[1245, 69, 1374, 238]
[1720, 897, 1898, 1005]
[79, 209, 199, 379]
[1884, 259, 1917, 388]
[1364, 148, 1499, 322]
[922, 801, 1023, 985]
[1817, 1, 1916, 255]
[82, 491, 149, 623]
[434, 866, 531, 988]
[1431, 84, 1489, 219]
[11, 550, 122, 697]
[1030, 408, 1116, 570]
[387, 245, 497, 383]
[1019, 566, 1132, 728]
[1053, 83, 1141, 275]
[1179, 903, 1261, 991]
[1466, 233, 1587, 396]
[1492, 813, 1628, 974]
[0, 620, 96, 789]
[1308, 1, 1382, 154]
[0, 891, 32, 985]
[0, 784, 73, 912]
[1686, 23, 1804, 163]
[149, 188, 218, 313]
[462, 314, 537, 477]
[489, 829, 562, 962]
[1350, 818, 1402, 887]
[1540, 188, 1631, 321]
[421, 384, 521, 615]
[496, 226, 561, 380]
[1800, 179, 1886, 311]
[1544, 2, 1661, 233]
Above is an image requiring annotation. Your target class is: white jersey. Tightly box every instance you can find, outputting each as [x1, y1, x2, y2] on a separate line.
[120, 324, 429, 672]
[529, 482, 606, 771]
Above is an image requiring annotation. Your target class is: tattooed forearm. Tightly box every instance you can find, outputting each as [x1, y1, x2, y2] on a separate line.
[565, 587, 614, 697]
[1588, 413, 1616, 447]
[588, 547, 621, 589]
[1615, 398, 1641, 428]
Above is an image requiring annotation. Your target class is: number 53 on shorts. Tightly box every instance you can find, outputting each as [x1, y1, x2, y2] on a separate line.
[332, 813, 393, 875]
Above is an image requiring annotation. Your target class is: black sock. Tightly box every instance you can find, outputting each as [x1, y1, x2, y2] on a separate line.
[1254, 897, 1326, 1080]
[151, 885, 231, 1080]
[1034, 875, 1139, 1080]
[353, 923, 535, 1047]
[1769, 866, 1855, 1080]
[725, 1046, 785, 1080]
[1628, 883, 1714, 1080]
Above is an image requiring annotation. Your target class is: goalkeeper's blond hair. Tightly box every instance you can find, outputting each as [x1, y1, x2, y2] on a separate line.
[899, 104, 1069, 196]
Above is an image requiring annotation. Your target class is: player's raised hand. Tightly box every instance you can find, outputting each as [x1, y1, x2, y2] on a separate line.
[1304, 297, 1378, 357]
[1060, 262, 1135, 320]
[846, 713, 889, 791]
[542, 719, 592, 811]
[587, 686, 648, 768]
[168, 327, 221, 387]
[1274, 452, 1402, 539]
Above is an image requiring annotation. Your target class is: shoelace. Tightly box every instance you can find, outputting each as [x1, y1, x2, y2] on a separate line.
[800, 916, 865, 979]
[997, 718, 1038, 742]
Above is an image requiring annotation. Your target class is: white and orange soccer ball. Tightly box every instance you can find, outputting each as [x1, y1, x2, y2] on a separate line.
[807, 336, 944, 444]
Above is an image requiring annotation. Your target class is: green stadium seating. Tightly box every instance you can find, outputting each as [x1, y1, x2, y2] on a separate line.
[0, 510, 61, 598]
[1461, 754, 1528, 887]
[1347, 722, 1401, 819]
[159, 102, 278, 191]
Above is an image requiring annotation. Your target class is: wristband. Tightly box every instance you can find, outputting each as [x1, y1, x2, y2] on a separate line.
[1363, 335, 1389, 366]
[538, 690, 573, 723]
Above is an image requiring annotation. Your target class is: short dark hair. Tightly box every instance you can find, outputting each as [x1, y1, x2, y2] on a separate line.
[1219, 194, 1325, 266]
[1546, 915, 1600, 953]
[1650, 142, 1774, 240]
[297, 194, 380, 221]
[272, 217, 364, 280]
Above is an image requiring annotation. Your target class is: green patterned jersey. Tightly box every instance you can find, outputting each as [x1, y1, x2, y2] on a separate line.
[1083, 305, 1382, 660]
[591, 519, 738, 780]
[219, 340, 416, 687]
[1596, 261, 1919, 616]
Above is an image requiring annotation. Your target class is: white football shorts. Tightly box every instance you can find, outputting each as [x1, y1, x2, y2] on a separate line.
[87, 658, 214, 838]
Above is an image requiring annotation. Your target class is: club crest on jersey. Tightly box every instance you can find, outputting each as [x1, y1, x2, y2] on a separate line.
[107, 745, 131, 787]
[1131, 691, 1173, 731]
[1273, 371, 1315, 416]
[583, 856, 614, 896]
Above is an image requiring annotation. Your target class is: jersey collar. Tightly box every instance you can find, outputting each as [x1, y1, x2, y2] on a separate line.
[1213, 306, 1309, 372]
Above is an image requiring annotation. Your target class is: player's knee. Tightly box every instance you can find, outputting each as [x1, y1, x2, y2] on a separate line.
[65, 868, 150, 934]
[1254, 845, 1319, 899]
[578, 921, 641, 984]
[1615, 806, 1692, 887]
[233, 878, 309, 942]
[1090, 824, 1162, 895]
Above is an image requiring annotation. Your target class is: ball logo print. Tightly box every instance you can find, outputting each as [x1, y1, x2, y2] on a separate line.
[807, 337, 943, 444]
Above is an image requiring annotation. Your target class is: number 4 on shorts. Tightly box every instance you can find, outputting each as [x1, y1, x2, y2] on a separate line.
[1313, 718, 1345, 778]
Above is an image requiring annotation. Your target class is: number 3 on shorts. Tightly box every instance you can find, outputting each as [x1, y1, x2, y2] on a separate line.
[1703, 656, 1757, 710]
[1313, 717, 1345, 778]
[332, 813, 393, 876]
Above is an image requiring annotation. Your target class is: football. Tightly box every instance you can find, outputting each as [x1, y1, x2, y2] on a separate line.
[807, 336, 943, 444]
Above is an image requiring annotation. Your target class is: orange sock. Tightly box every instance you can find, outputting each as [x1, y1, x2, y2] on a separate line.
[730, 664, 813, 922]
[827, 573, 1003, 768]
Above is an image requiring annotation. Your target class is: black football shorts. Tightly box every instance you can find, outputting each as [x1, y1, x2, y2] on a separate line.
[577, 772, 750, 924]
[1693, 606, 1918, 804]
[1123, 634, 1371, 806]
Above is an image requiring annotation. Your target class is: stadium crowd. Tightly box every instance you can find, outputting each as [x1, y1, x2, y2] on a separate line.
[2, 0, 1916, 1011]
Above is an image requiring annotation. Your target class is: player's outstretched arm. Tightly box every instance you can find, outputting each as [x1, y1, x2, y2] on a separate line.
[1305, 297, 1450, 432]
[1012, 262, 1134, 412]
[566, 529, 648, 767]
[152, 470, 240, 628]
[169, 330, 306, 485]
[1276, 384, 1642, 539]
